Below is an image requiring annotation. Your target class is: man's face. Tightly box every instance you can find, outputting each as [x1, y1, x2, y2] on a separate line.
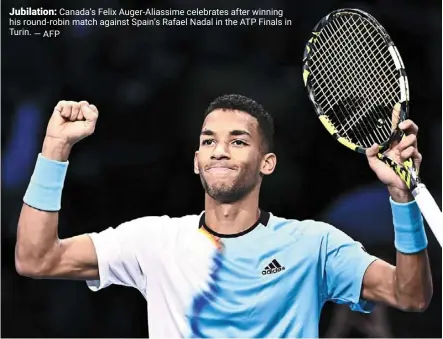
[194, 109, 273, 203]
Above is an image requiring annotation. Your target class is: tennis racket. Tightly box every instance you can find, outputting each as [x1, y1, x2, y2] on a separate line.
[302, 8, 443, 247]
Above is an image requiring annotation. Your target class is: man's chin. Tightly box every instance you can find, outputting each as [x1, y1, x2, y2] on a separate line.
[208, 193, 238, 204]
[200, 175, 246, 203]
[208, 187, 233, 198]
[206, 185, 249, 204]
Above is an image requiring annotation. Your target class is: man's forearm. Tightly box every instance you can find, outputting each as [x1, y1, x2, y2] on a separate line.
[15, 138, 71, 276]
[394, 249, 433, 311]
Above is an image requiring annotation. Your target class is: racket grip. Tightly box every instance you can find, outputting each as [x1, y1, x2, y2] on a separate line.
[412, 184, 443, 247]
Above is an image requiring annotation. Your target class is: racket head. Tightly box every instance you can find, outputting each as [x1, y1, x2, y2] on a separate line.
[302, 8, 410, 154]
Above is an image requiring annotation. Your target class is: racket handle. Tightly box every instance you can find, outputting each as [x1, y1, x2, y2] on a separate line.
[412, 184, 443, 247]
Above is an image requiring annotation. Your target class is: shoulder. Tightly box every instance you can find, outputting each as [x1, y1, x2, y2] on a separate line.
[268, 213, 342, 239]
[91, 213, 202, 252]
[112, 213, 202, 237]
[122, 213, 201, 225]
[266, 213, 359, 252]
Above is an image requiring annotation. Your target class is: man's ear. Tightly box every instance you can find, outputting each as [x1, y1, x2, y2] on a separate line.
[194, 151, 199, 174]
[260, 153, 277, 176]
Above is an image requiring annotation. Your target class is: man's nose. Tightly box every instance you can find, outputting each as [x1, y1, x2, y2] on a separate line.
[211, 142, 230, 159]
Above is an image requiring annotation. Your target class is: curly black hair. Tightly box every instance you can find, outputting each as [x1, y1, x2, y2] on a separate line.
[204, 94, 274, 153]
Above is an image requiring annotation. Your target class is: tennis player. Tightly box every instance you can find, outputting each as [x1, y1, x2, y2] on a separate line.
[16, 94, 432, 338]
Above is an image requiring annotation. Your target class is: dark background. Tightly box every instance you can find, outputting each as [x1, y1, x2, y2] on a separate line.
[2, 0, 441, 337]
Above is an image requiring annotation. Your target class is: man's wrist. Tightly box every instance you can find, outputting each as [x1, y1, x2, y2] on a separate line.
[388, 186, 414, 203]
[390, 197, 427, 253]
[42, 136, 72, 162]
[23, 153, 69, 211]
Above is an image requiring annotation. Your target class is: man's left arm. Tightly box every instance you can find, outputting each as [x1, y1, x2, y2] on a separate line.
[363, 117, 433, 311]
[362, 246, 432, 311]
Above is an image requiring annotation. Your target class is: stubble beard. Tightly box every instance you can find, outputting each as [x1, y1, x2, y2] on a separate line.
[199, 167, 259, 204]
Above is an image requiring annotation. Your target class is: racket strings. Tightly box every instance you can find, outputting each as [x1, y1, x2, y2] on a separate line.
[309, 14, 401, 148]
[313, 24, 384, 145]
[316, 18, 398, 145]
[322, 19, 387, 144]
[317, 17, 398, 116]
[317, 19, 397, 139]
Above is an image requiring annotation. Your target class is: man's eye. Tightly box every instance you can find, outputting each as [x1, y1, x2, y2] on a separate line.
[202, 139, 214, 146]
[232, 140, 247, 146]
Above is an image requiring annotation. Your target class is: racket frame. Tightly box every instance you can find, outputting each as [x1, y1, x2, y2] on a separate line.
[302, 8, 409, 155]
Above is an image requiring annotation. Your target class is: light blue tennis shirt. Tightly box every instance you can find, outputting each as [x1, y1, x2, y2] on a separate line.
[86, 210, 378, 338]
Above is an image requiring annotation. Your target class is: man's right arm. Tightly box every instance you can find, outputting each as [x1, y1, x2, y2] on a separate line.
[15, 203, 99, 280]
[15, 101, 100, 280]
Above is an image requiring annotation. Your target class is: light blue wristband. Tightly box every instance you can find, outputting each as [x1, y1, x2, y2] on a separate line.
[23, 153, 69, 211]
[390, 197, 427, 254]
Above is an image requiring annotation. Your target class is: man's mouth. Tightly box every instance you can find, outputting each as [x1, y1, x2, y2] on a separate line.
[206, 165, 237, 174]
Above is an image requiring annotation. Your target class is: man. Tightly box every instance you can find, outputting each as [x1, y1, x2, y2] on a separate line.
[15, 94, 432, 338]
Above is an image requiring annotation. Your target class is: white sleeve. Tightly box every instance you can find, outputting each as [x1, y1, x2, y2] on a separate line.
[86, 215, 168, 293]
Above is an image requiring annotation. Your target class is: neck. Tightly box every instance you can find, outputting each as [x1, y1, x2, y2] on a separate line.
[204, 185, 261, 235]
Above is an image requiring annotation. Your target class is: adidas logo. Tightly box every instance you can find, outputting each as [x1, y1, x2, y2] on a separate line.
[262, 259, 285, 275]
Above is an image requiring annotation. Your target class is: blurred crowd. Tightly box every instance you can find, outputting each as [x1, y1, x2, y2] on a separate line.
[2, 0, 441, 337]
